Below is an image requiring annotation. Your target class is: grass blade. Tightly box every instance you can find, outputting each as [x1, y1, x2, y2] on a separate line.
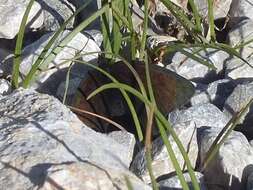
[12, 0, 36, 88]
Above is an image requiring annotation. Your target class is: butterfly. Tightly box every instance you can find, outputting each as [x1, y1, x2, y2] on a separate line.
[73, 60, 194, 138]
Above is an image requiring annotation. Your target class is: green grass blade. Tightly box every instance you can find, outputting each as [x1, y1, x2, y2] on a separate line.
[207, 0, 216, 42]
[12, 0, 36, 88]
[188, 0, 202, 34]
[139, 0, 148, 60]
[22, 2, 109, 88]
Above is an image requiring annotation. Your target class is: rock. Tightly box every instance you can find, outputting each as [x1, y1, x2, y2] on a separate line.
[247, 171, 253, 190]
[0, 79, 12, 96]
[108, 131, 136, 166]
[194, 0, 232, 19]
[0, 88, 150, 189]
[2, 30, 100, 95]
[71, 0, 101, 30]
[168, 103, 229, 129]
[56, 77, 82, 105]
[166, 48, 229, 83]
[83, 30, 103, 47]
[198, 127, 253, 190]
[0, 0, 43, 39]
[41, 162, 151, 190]
[159, 172, 207, 190]
[223, 81, 253, 139]
[130, 121, 198, 183]
[226, 19, 253, 79]
[37, 0, 76, 31]
[229, 0, 253, 20]
[191, 79, 236, 109]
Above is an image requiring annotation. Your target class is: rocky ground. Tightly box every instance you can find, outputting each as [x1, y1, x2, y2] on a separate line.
[0, 0, 253, 190]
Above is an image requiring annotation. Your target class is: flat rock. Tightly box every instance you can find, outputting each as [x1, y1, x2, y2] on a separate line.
[0, 0, 43, 39]
[168, 103, 229, 129]
[198, 127, 253, 190]
[166, 48, 229, 83]
[159, 172, 207, 190]
[0, 88, 150, 189]
[131, 121, 198, 183]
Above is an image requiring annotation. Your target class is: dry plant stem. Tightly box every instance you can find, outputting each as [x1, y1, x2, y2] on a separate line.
[68, 105, 127, 131]
[145, 103, 159, 190]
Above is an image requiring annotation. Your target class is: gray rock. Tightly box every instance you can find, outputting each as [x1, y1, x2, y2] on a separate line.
[71, 0, 101, 30]
[108, 131, 136, 165]
[0, 88, 150, 190]
[159, 172, 207, 190]
[40, 162, 151, 190]
[229, 0, 253, 20]
[168, 103, 229, 129]
[2, 31, 100, 95]
[83, 30, 103, 47]
[0, 79, 12, 96]
[198, 127, 253, 190]
[223, 81, 253, 139]
[247, 171, 253, 190]
[166, 48, 229, 83]
[226, 19, 253, 79]
[131, 121, 198, 183]
[191, 79, 236, 109]
[0, 0, 43, 39]
[194, 0, 232, 19]
[37, 0, 76, 31]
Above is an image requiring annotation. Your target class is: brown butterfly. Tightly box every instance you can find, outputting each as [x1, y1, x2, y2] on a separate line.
[73, 61, 194, 137]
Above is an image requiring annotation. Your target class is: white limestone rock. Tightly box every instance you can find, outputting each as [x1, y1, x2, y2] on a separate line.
[0, 0, 43, 39]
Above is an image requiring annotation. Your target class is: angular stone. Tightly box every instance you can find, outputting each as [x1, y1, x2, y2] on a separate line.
[159, 172, 207, 190]
[194, 0, 232, 19]
[2, 31, 100, 95]
[41, 162, 151, 190]
[0, 0, 43, 39]
[37, 0, 76, 31]
[0, 79, 12, 96]
[198, 127, 253, 190]
[131, 121, 198, 183]
[166, 48, 229, 83]
[108, 131, 136, 166]
[168, 103, 229, 129]
[223, 81, 253, 139]
[229, 0, 253, 20]
[191, 79, 236, 109]
[0, 88, 148, 189]
[226, 19, 253, 79]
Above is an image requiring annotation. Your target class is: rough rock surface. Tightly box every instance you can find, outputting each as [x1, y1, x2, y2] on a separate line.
[1, 31, 100, 95]
[223, 81, 253, 139]
[229, 0, 253, 20]
[37, 0, 76, 31]
[0, 89, 150, 190]
[0, 0, 43, 39]
[198, 127, 253, 190]
[131, 121, 198, 183]
[166, 49, 229, 83]
[194, 0, 232, 19]
[226, 19, 253, 79]
[159, 172, 207, 190]
[168, 103, 229, 129]
[191, 79, 236, 109]
[0, 79, 12, 96]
